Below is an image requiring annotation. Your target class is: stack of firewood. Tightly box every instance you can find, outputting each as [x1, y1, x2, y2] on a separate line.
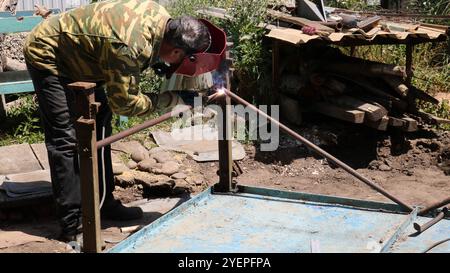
[278, 46, 449, 131]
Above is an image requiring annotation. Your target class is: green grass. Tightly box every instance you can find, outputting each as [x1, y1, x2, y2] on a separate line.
[0, 95, 45, 146]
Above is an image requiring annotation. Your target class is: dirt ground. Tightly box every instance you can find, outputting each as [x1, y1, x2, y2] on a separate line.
[1, 116, 449, 253]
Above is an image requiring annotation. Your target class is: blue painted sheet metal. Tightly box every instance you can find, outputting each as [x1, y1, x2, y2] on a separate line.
[390, 215, 450, 253]
[0, 16, 42, 33]
[108, 186, 450, 253]
[0, 81, 35, 94]
[0, 10, 61, 18]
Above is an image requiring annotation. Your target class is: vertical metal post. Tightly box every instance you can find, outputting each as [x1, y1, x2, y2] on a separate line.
[405, 43, 414, 86]
[272, 40, 280, 105]
[69, 82, 102, 253]
[215, 91, 234, 193]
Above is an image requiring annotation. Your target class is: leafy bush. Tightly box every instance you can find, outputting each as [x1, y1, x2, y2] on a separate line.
[0, 95, 44, 145]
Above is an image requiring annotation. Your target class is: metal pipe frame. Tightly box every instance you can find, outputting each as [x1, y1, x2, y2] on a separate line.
[97, 105, 192, 149]
[220, 89, 414, 212]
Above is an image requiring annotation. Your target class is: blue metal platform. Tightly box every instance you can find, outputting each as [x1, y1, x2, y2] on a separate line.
[108, 186, 450, 253]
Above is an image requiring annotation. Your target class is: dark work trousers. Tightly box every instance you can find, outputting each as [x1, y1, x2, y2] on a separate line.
[26, 63, 115, 235]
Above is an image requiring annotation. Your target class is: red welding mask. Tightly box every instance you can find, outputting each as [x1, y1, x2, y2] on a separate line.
[168, 19, 227, 77]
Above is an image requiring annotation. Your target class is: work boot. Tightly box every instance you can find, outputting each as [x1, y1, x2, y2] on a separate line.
[101, 199, 143, 221]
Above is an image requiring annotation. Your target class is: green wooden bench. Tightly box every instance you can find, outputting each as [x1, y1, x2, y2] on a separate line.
[0, 10, 128, 126]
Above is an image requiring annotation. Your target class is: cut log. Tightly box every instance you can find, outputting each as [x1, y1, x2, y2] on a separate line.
[388, 117, 407, 127]
[383, 76, 409, 98]
[312, 102, 365, 123]
[327, 95, 388, 121]
[417, 110, 450, 125]
[322, 78, 347, 95]
[330, 74, 409, 111]
[280, 94, 303, 126]
[365, 116, 389, 131]
[324, 61, 406, 78]
[402, 117, 418, 132]
[266, 9, 335, 35]
[409, 86, 439, 105]
[281, 74, 303, 96]
[352, 93, 393, 112]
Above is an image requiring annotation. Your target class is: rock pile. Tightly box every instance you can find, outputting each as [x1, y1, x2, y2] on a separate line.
[111, 141, 207, 197]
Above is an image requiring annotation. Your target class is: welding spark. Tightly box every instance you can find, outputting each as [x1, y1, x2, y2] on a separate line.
[216, 87, 227, 95]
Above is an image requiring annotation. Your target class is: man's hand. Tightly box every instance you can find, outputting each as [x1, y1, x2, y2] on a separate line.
[147, 91, 185, 111]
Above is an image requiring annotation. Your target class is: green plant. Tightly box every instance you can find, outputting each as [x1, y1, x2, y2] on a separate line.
[0, 95, 45, 145]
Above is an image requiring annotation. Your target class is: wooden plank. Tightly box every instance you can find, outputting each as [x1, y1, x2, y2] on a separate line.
[383, 76, 409, 98]
[365, 116, 389, 131]
[388, 117, 407, 127]
[417, 110, 450, 125]
[328, 95, 388, 121]
[0, 144, 43, 175]
[30, 143, 50, 170]
[0, 94, 5, 118]
[0, 71, 30, 83]
[266, 9, 334, 34]
[313, 102, 365, 123]
[409, 86, 439, 105]
[402, 117, 418, 132]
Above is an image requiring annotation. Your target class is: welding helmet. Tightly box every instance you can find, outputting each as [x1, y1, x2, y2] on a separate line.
[167, 19, 227, 78]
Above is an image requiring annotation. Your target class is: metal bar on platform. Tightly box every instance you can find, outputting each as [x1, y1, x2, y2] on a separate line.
[221, 89, 414, 211]
[414, 206, 448, 233]
[419, 197, 450, 216]
[97, 105, 192, 149]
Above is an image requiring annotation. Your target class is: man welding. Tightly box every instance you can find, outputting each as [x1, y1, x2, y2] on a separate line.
[23, 0, 226, 242]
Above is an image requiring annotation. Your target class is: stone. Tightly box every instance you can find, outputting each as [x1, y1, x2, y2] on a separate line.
[115, 171, 136, 187]
[171, 172, 187, 180]
[379, 164, 392, 171]
[148, 147, 166, 155]
[134, 172, 172, 186]
[131, 150, 148, 163]
[135, 172, 175, 196]
[137, 158, 158, 172]
[111, 152, 124, 164]
[153, 161, 180, 176]
[127, 160, 138, 169]
[368, 160, 381, 170]
[172, 179, 191, 194]
[111, 141, 148, 156]
[186, 175, 205, 186]
[152, 152, 174, 163]
[112, 163, 129, 175]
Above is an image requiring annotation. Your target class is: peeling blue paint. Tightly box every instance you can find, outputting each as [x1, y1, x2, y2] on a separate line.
[108, 186, 450, 253]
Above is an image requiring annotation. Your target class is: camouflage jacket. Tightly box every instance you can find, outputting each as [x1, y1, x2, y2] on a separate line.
[23, 0, 171, 116]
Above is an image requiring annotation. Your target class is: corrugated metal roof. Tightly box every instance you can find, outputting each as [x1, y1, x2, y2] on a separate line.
[16, 0, 90, 12]
[265, 23, 449, 46]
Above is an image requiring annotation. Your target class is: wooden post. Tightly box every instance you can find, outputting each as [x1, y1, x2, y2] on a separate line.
[0, 94, 6, 119]
[68, 82, 102, 253]
[405, 43, 413, 86]
[272, 40, 280, 105]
